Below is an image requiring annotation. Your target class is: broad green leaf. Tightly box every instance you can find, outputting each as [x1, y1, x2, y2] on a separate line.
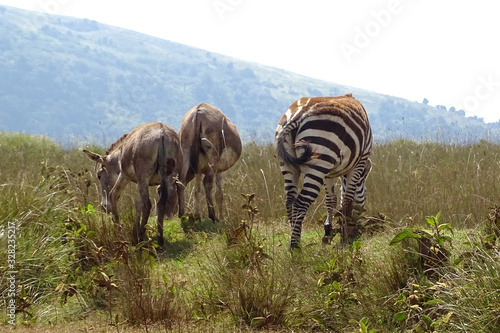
[149, 253, 156, 269]
[390, 228, 421, 245]
[438, 223, 454, 234]
[421, 314, 433, 326]
[332, 281, 342, 291]
[425, 216, 436, 227]
[353, 240, 363, 250]
[328, 257, 337, 270]
[436, 211, 441, 222]
[394, 312, 407, 323]
[360, 321, 367, 333]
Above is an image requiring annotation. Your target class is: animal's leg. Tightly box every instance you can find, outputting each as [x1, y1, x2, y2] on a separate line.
[135, 181, 152, 245]
[193, 174, 203, 220]
[215, 172, 224, 221]
[203, 170, 217, 222]
[156, 185, 167, 247]
[322, 177, 338, 244]
[290, 174, 323, 250]
[178, 156, 191, 218]
[339, 160, 370, 243]
[133, 198, 142, 244]
[109, 173, 129, 226]
[340, 158, 371, 217]
[177, 179, 186, 218]
[339, 175, 355, 244]
[280, 163, 300, 223]
[353, 158, 372, 207]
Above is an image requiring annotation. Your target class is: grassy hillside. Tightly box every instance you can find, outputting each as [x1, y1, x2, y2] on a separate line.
[1, 4, 500, 146]
[1, 133, 500, 332]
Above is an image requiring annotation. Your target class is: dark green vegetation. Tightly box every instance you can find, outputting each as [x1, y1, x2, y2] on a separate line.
[1, 132, 500, 332]
[1, 4, 500, 145]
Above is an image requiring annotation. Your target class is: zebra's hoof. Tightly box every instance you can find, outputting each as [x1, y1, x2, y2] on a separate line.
[322, 235, 332, 244]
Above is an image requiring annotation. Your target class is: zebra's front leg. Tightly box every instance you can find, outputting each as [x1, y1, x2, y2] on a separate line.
[322, 177, 337, 244]
[340, 198, 356, 245]
[339, 161, 368, 244]
[340, 177, 356, 244]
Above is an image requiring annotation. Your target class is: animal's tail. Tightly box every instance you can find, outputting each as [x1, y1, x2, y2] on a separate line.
[157, 136, 170, 209]
[275, 116, 312, 166]
[184, 104, 203, 183]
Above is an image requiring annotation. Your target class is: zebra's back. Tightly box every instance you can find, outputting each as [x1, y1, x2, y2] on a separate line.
[275, 94, 372, 177]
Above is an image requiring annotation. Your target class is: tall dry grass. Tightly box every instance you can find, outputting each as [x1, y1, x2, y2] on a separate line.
[1, 132, 500, 332]
[369, 140, 500, 228]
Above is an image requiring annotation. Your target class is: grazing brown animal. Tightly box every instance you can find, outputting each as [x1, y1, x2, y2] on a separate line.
[83, 122, 183, 246]
[178, 103, 242, 221]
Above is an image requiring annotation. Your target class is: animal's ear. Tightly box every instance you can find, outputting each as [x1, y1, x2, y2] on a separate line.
[83, 149, 105, 163]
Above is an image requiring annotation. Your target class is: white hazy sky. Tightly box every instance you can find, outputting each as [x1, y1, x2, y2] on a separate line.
[1, 0, 499, 122]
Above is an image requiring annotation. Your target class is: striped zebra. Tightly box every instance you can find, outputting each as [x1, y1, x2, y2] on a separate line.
[275, 94, 373, 249]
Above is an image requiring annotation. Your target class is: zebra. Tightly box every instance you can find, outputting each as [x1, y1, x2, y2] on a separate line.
[275, 94, 373, 249]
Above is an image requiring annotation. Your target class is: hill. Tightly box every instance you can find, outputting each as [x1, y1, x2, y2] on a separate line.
[1, 4, 499, 146]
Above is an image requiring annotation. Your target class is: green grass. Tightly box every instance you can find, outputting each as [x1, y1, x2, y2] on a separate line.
[1, 132, 500, 332]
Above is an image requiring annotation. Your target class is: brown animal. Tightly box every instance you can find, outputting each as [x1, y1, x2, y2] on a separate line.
[178, 103, 242, 221]
[83, 122, 183, 246]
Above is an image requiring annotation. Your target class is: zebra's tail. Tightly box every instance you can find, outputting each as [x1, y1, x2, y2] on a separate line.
[275, 118, 313, 166]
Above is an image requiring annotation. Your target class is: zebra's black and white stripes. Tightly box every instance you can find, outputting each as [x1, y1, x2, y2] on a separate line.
[275, 94, 373, 249]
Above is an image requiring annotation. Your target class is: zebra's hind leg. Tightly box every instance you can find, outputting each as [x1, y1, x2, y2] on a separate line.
[322, 177, 337, 244]
[289, 174, 322, 250]
[290, 198, 306, 250]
